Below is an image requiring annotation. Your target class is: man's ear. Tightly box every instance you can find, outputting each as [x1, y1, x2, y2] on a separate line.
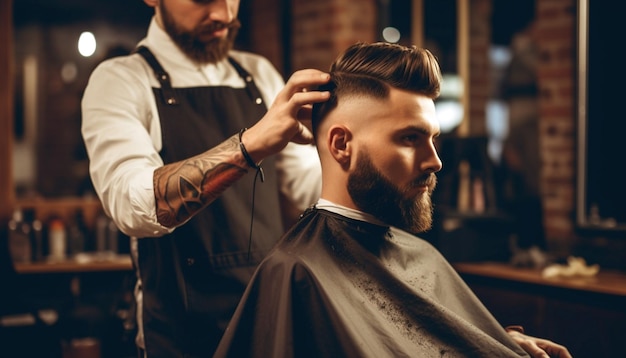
[327, 125, 352, 168]
[143, 0, 158, 8]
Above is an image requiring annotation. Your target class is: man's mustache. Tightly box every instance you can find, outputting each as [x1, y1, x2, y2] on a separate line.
[409, 173, 437, 191]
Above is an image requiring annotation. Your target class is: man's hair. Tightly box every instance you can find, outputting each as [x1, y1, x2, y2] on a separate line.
[312, 42, 442, 136]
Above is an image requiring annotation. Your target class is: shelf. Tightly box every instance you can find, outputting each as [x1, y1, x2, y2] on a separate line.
[454, 262, 626, 297]
[455, 262, 626, 358]
[14, 254, 132, 274]
[13, 196, 104, 227]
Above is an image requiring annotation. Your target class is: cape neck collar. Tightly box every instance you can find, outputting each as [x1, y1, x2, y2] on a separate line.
[316, 198, 387, 227]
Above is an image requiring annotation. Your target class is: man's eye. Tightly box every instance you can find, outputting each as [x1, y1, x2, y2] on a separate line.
[402, 134, 419, 143]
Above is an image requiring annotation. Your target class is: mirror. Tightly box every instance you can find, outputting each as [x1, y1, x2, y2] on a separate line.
[486, 1, 547, 253]
[576, 0, 626, 235]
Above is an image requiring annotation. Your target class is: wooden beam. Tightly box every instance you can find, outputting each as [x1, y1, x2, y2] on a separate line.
[411, 0, 424, 48]
[0, 0, 15, 220]
[457, 0, 470, 137]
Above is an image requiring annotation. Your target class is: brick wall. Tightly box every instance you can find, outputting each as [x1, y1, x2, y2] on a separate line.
[290, 0, 377, 71]
[249, 0, 285, 76]
[468, 0, 491, 136]
[535, 0, 576, 255]
[250, 0, 378, 76]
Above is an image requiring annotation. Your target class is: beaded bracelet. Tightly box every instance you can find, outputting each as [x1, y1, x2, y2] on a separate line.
[238, 128, 265, 182]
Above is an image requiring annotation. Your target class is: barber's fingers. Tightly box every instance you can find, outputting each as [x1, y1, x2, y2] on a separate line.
[243, 70, 328, 154]
[286, 91, 329, 117]
[286, 69, 330, 86]
[290, 122, 314, 145]
[279, 69, 330, 100]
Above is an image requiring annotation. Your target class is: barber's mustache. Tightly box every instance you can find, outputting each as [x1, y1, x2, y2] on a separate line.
[197, 19, 241, 35]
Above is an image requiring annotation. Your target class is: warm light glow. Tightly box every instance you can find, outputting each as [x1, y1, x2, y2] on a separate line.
[435, 100, 463, 133]
[382, 27, 401, 43]
[78, 31, 97, 57]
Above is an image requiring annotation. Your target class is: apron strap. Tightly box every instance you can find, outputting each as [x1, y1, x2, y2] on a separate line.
[135, 46, 266, 110]
[227, 57, 266, 108]
[134, 46, 179, 106]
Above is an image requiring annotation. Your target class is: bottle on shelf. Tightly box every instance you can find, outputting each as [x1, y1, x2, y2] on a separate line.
[23, 208, 44, 262]
[107, 219, 119, 254]
[457, 160, 471, 212]
[8, 208, 32, 264]
[31, 217, 44, 262]
[48, 218, 67, 262]
[95, 213, 120, 259]
[95, 214, 109, 254]
[67, 209, 87, 257]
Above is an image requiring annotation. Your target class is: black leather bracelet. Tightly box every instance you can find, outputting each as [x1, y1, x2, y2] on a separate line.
[238, 128, 261, 170]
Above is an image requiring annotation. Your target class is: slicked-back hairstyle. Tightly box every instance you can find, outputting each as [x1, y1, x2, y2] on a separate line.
[312, 42, 442, 137]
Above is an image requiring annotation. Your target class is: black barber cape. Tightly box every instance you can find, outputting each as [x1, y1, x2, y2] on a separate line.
[214, 208, 529, 358]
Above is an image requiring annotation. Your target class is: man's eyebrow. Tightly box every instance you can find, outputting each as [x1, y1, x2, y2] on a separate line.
[403, 125, 440, 137]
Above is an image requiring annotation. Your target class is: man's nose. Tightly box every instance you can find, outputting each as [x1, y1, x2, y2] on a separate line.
[421, 143, 443, 174]
[205, 0, 235, 23]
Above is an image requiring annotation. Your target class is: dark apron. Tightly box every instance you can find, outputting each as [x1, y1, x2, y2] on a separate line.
[135, 46, 284, 357]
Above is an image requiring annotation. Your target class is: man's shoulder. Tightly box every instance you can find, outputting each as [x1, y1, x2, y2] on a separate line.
[254, 244, 321, 289]
[90, 52, 150, 80]
[256, 213, 327, 272]
[84, 52, 153, 99]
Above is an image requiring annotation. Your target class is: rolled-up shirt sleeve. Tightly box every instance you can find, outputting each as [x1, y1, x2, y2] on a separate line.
[276, 142, 322, 212]
[82, 57, 173, 238]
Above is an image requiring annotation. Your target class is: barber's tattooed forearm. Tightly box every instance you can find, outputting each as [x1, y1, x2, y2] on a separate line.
[154, 134, 248, 227]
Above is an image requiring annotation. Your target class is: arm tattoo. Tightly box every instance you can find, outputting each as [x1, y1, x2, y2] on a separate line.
[154, 134, 250, 227]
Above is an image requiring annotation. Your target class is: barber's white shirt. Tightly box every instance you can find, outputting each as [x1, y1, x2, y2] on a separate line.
[82, 18, 321, 238]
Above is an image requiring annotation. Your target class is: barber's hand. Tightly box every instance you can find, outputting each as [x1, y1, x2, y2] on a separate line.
[506, 329, 572, 358]
[241, 69, 331, 162]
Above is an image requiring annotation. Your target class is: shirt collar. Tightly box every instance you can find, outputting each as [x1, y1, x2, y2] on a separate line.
[315, 198, 388, 227]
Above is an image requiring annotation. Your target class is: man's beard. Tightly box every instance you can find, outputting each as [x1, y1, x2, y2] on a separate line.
[160, 3, 241, 64]
[347, 150, 437, 234]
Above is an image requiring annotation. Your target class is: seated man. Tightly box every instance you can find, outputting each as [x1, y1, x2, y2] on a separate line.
[214, 42, 571, 358]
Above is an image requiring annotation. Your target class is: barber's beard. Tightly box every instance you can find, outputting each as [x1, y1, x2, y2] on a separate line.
[347, 151, 436, 234]
[160, 3, 241, 64]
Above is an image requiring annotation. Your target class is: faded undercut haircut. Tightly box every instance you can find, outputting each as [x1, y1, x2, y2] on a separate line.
[312, 42, 442, 137]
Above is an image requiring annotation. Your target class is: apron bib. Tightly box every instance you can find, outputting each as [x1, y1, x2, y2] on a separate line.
[135, 46, 284, 357]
